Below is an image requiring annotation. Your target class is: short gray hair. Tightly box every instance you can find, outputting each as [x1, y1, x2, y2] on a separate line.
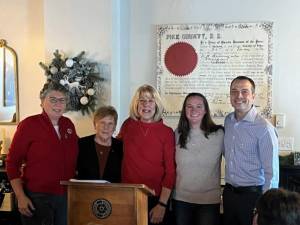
[40, 81, 69, 101]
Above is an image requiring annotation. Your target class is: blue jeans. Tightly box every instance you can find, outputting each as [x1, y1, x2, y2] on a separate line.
[173, 199, 220, 225]
[21, 191, 67, 225]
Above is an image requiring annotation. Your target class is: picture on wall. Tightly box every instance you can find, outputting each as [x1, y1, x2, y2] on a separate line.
[157, 22, 273, 118]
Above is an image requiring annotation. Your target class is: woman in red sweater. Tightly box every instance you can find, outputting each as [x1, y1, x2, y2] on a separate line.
[6, 81, 78, 225]
[118, 84, 176, 225]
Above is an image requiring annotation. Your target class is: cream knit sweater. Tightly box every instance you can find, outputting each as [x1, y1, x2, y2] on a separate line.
[174, 128, 224, 204]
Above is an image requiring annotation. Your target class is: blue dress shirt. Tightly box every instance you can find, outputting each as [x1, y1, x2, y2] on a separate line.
[224, 106, 279, 191]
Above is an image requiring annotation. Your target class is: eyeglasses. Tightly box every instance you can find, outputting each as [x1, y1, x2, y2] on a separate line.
[48, 97, 66, 104]
[96, 121, 115, 130]
[138, 98, 155, 105]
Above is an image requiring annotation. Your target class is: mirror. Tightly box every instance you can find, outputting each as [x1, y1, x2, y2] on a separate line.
[0, 39, 19, 124]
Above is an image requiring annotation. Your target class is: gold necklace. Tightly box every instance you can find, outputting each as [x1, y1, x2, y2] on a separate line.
[139, 123, 150, 136]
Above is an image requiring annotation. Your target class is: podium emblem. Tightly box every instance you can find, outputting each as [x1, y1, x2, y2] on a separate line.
[92, 199, 112, 219]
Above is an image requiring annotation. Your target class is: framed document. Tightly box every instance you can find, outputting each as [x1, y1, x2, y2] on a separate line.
[157, 22, 273, 118]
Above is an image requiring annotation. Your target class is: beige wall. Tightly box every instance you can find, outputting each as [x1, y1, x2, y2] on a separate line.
[1, 0, 300, 154]
[0, 0, 45, 153]
[0, 0, 114, 153]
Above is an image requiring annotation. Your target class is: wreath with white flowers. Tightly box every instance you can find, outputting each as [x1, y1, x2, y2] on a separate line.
[39, 50, 102, 115]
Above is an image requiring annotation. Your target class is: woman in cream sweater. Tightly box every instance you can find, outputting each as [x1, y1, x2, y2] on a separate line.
[173, 92, 224, 225]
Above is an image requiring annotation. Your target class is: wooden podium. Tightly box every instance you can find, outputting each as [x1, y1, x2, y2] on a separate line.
[61, 181, 154, 225]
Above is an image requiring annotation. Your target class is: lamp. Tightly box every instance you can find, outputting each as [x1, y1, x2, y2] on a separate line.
[0, 128, 6, 155]
[0, 129, 5, 167]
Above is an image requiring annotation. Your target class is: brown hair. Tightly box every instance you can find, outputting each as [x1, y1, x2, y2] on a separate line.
[255, 188, 300, 225]
[94, 105, 118, 125]
[230, 76, 256, 93]
[177, 92, 223, 149]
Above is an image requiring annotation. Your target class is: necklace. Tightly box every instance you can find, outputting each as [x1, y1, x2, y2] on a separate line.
[139, 122, 150, 137]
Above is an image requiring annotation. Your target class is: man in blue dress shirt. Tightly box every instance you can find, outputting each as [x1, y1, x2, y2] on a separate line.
[223, 76, 279, 225]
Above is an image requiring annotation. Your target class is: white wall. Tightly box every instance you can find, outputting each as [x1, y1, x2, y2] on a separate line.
[121, 0, 300, 151]
[1, 0, 300, 152]
[43, 0, 114, 137]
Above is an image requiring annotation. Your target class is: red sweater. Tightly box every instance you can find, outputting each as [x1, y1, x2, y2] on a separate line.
[6, 111, 78, 195]
[118, 118, 176, 196]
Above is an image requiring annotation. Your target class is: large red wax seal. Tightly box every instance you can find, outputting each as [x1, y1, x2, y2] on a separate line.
[164, 42, 198, 76]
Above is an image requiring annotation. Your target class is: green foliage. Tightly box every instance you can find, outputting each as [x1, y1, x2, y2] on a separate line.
[40, 50, 103, 115]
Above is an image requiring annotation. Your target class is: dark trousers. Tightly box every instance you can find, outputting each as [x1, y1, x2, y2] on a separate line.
[223, 184, 262, 225]
[21, 191, 67, 225]
[173, 199, 220, 225]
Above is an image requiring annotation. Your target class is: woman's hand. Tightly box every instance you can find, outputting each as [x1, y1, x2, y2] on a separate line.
[17, 194, 35, 217]
[149, 204, 166, 224]
[10, 178, 35, 217]
[149, 186, 172, 223]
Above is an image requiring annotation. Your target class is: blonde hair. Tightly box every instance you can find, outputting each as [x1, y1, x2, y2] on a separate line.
[129, 84, 164, 122]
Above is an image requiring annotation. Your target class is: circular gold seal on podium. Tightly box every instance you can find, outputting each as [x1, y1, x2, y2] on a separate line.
[92, 199, 112, 219]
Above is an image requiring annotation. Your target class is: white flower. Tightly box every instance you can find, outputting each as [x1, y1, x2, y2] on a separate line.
[59, 79, 66, 85]
[50, 66, 58, 74]
[87, 88, 95, 96]
[80, 96, 89, 105]
[75, 77, 82, 82]
[66, 59, 74, 67]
